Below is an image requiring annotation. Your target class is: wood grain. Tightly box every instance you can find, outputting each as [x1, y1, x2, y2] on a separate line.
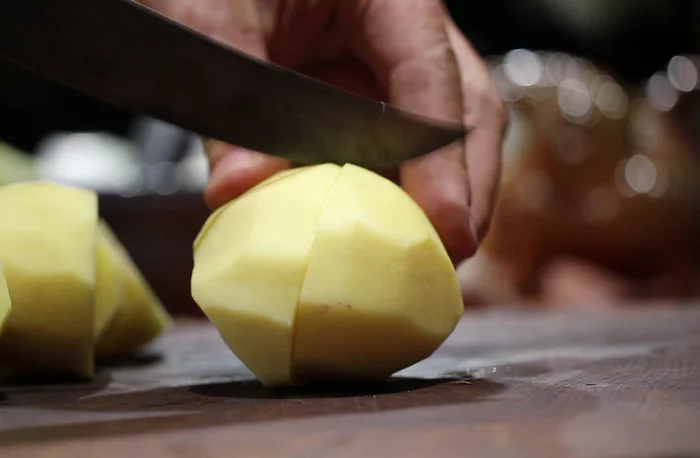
[2, 305, 700, 457]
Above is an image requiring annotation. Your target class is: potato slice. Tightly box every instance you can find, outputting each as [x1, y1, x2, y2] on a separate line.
[292, 164, 463, 381]
[0, 263, 12, 337]
[95, 222, 172, 357]
[93, 219, 125, 341]
[191, 163, 341, 386]
[0, 181, 97, 378]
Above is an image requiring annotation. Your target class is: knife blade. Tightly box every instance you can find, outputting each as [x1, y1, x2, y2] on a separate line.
[0, 0, 469, 168]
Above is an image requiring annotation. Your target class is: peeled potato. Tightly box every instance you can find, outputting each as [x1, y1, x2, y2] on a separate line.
[0, 181, 97, 378]
[95, 221, 172, 358]
[192, 163, 463, 386]
[93, 220, 125, 341]
[0, 263, 12, 337]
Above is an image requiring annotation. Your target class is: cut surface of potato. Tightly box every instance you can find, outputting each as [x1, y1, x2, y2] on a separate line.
[192, 163, 463, 386]
[292, 164, 463, 381]
[0, 181, 97, 377]
[93, 220, 124, 341]
[0, 263, 11, 337]
[191, 163, 341, 386]
[95, 223, 172, 357]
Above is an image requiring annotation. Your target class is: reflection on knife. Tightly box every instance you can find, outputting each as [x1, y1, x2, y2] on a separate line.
[0, 0, 469, 168]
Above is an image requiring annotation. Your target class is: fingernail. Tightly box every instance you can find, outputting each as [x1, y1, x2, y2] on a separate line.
[207, 158, 235, 189]
[208, 149, 259, 187]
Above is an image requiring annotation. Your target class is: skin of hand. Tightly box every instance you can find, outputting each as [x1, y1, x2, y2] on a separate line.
[138, 0, 508, 265]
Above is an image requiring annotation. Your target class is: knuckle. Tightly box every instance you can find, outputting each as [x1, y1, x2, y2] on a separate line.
[467, 81, 509, 132]
[478, 78, 508, 121]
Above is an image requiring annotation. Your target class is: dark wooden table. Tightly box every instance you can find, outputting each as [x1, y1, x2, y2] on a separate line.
[1, 305, 700, 457]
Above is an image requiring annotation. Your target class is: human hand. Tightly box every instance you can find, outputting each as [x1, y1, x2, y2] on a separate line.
[138, 0, 507, 264]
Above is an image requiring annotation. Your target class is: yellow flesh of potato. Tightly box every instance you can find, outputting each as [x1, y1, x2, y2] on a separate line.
[0, 264, 11, 337]
[191, 163, 341, 386]
[0, 181, 97, 377]
[93, 220, 125, 341]
[293, 164, 463, 381]
[95, 222, 172, 357]
[192, 163, 463, 386]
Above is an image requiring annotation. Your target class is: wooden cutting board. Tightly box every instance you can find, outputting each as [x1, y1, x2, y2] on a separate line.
[1, 305, 700, 457]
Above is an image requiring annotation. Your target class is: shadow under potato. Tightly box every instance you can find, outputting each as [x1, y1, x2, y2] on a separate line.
[0, 373, 507, 445]
[191, 374, 482, 400]
[96, 351, 163, 369]
[0, 370, 111, 391]
[0, 350, 163, 388]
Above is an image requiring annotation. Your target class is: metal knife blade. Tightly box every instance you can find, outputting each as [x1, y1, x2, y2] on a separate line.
[0, 0, 469, 168]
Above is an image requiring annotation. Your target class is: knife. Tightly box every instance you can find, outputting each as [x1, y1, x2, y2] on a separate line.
[0, 0, 469, 168]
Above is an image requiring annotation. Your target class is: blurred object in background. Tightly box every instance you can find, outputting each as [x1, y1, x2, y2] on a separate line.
[34, 131, 139, 193]
[132, 117, 208, 195]
[459, 51, 700, 308]
[28, 117, 208, 196]
[0, 0, 698, 314]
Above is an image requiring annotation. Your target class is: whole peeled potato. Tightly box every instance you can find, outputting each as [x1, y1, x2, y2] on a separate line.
[191, 163, 463, 387]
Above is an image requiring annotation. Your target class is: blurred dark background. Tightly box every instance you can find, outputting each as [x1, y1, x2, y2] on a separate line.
[0, 0, 699, 314]
[0, 0, 697, 152]
[449, 0, 698, 82]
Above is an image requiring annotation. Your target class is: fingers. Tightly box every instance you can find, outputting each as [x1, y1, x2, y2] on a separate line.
[136, 0, 262, 49]
[444, 17, 508, 242]
[204, 143, 289, 208]
[539, 258, 631, 308]
[344, 0, 475, 264]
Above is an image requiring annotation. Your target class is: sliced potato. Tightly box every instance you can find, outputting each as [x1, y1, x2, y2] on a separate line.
[93, 219, 125, 341]
[0, 181, 97, 377]
[95, 222, 172, 357]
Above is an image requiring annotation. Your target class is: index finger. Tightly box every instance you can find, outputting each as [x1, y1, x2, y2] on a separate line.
[344, 0, 477, 264]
